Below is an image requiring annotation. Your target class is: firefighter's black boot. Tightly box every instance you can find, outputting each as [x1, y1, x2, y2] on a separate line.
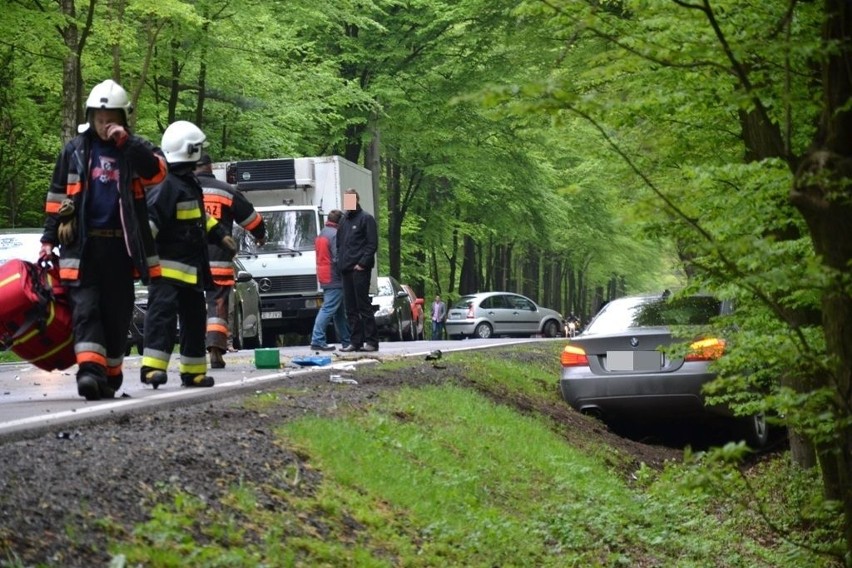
[208, 347, 226, 369]
[105, 374, 123, 398]
[76, 373, 101, 401]
[180, 373, 215, 388]
[140, 366, 168, 389]
[77, 364, 112, 401]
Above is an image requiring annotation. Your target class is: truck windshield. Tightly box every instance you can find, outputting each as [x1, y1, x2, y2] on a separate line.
[234, 210, 318, 254]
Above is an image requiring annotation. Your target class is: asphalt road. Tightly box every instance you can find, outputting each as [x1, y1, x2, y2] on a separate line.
[0, 337, 552, 441]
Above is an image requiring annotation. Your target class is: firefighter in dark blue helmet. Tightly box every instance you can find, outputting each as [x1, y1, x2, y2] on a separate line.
[140, 120, 236, 389]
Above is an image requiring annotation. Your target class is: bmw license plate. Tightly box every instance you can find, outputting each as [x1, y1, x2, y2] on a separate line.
[261, 311, 282, 320]
[607, 351, 661, 371]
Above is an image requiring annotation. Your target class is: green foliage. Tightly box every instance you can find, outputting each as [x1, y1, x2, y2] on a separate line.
[674, 448, 845, 564]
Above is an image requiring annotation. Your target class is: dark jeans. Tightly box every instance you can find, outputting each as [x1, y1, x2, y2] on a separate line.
[431, 320, 445, 340]
[342, 268, 378, 348]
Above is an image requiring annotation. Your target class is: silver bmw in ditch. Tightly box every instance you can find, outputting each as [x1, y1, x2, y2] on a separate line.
[559, 292, 768, 448]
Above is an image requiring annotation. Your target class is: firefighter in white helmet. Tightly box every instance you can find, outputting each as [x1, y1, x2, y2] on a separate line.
[140, 120, 237, 389]
[39, 79, 166, 401]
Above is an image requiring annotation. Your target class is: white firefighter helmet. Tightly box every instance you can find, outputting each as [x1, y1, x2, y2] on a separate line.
[161, 120, 208, 164]
[78, 79, 133, 133]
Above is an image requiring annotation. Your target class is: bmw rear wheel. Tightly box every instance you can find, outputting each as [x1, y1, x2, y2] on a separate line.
[735, 413, 769, 449]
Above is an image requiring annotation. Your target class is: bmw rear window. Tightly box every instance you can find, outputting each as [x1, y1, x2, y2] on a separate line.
[587, 296, 722, 334]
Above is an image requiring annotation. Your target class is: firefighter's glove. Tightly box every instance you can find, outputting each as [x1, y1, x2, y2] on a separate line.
[57, 198, 77, 246]
[221, 235, 237, 259]
[106, 123, 129, 148]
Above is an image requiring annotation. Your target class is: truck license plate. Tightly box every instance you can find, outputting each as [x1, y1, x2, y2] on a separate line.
[261, 311, 282, 320]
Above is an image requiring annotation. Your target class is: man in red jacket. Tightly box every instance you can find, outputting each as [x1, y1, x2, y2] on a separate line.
[309, 210, 351, 351]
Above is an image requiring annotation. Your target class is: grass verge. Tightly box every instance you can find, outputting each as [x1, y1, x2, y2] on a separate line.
[112, 343, 842, 567]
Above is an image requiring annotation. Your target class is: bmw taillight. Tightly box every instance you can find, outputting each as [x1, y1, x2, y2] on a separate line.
[685, 338, 726, 361]
[561, 345, 589, 367]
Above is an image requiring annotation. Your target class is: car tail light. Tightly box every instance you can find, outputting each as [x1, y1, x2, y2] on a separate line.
[685, 338, 726, 361]
[466, 305, 474, 318]
[561, 345, 589, 367]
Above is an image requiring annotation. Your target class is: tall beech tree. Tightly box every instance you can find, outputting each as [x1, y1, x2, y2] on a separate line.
[498, 0, 850, 557]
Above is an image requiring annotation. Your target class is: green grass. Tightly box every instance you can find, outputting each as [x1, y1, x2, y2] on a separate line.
[111, 343, 842, 567]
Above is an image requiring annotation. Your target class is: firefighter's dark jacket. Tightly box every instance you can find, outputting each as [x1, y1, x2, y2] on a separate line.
[146, 165, 229, 289]
[42, 131, 166, 285]
[197, 171, 266, 286]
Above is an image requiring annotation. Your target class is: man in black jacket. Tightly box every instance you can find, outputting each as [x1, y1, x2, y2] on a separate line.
[337, 189, 379, 352]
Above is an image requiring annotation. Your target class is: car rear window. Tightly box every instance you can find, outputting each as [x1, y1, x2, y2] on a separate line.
[587, 295, 722, 334]
[451, 296, 475, 309]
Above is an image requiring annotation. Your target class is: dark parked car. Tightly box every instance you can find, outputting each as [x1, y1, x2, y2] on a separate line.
[127, 257, 262, 354]
[445, 291, 563, 339]
[374, 276, 416, 341]
[558, 292, 769, 448]
[401, 284, 425, 340]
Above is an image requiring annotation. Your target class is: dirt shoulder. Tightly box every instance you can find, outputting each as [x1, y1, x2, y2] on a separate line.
[0, 347, 681, 567]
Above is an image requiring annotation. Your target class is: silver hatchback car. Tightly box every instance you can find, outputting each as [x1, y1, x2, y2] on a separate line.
[445, 291, 563, 339]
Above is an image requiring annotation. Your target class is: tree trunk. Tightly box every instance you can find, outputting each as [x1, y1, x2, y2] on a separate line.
[447, 214, 459, 294]
[786, 3, 852, 556]
[429, 248, 441, 296]
[385, 159, 402, 280]
[60, 0, 80, 144]
[459, 235, 478, 295]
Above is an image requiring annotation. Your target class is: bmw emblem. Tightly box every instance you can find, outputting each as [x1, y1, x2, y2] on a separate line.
[630, 337, 639, 348]
[259, 278, 272, 292]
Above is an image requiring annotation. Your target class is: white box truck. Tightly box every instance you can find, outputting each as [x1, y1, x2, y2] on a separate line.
[215, 155, 377, 346]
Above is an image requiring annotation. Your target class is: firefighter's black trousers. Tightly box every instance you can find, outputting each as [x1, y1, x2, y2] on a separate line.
[68, 236, 134, 380]
[141, 279, 207, 376]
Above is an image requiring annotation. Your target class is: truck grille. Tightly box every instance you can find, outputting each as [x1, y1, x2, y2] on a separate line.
[256, 274, 318, 294]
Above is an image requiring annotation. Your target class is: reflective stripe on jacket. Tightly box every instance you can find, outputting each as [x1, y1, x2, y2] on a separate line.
[147, 168, 227, 289]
